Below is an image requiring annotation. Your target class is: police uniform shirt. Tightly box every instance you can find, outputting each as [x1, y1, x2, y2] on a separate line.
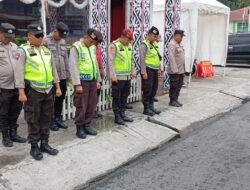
[167, 39, 185, 74]
[107, 42, 136, 81]
[44, 35, 70, 80]
[0, 41, 18, 89]
[69, 39, 101, 86]
[139, 43, 147, 75]
[14, 42, 60, 93]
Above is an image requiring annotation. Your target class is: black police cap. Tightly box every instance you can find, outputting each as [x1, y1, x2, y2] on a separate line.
[56, 22, 69, 38]
[95, 31, 103, 43]
[174, 29, 185, 36]
[0, 23, 16, 37]
[86, 28, 99, 41]
[27, 24, 43, 34]
[148, 26, 159, 35]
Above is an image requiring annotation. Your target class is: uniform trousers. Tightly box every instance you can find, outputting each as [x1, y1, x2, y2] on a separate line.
[24, 88, 53, 144]
[0, 89, 22, 132]
[169, 74, 184, 101]
[53, 79, 67, 118]
[142, 67, 158, 104]
[74, 80, 97, 125]
[111, 80, 131, 112]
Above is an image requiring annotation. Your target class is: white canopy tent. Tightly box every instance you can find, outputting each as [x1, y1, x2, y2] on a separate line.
[153, 0, 230, 75]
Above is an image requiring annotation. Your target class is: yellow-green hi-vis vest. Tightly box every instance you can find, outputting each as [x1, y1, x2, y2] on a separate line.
[21, 43, 53, 89]
[112, 40, 132, 76]
[142, 40, 160, 70]
[73, 41, 98, 81]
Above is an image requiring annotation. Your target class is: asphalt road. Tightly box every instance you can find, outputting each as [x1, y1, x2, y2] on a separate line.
[85, 102, 250, 190]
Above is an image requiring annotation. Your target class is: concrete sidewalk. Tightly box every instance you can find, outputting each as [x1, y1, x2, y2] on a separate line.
[0, 67, 250, 190]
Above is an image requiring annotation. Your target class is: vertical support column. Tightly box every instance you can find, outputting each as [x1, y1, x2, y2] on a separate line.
[89, 0, 109, 78]
[132, 0, 151, 72]
[163, 0, 181, 88]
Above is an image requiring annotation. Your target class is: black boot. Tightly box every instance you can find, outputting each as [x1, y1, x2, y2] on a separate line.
[40, 139, 58, 155]
[143, 103, 155, 116]
[169, 100, 181, 107]
[10, 128, 27, 143]
[176, 99, 183, 107]
[83, 124, 97, 136]
[149, 102, 161, 115]
[125, 104, 133, 109]
[50, 118, 59, 131]
[114, 111, 125, 125]
[76, 125, 86, 139]
[30, 143, 43, 160]
[2, 130, 13, 147]
[55, 116, 68, 129]
[120, 110, 133, 122]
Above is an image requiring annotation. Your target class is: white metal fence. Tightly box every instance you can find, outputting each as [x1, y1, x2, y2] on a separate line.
[62, 77, 142, 120]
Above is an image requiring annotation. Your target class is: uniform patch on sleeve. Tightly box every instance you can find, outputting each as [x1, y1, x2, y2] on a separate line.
[15, 52, 21, 60]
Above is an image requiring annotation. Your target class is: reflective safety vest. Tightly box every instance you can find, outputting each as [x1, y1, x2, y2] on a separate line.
[142, 40, 160, 70]
[73, 41, 98, 81]
[21, 43, 53, 89]
[112, 40, 132, 76]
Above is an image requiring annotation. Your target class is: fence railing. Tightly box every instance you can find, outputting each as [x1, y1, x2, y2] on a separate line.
[62, 77, 142, 120]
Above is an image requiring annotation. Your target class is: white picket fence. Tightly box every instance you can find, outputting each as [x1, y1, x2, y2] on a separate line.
[62, 77, 142, 120]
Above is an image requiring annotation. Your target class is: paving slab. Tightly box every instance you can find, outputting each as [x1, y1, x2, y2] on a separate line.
[0, 120, 177, 190]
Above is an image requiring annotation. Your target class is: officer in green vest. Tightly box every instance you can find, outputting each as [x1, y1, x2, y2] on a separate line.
[15, 24, 62, 160]
[139, 26, 162, 116]
[108, 29, 136, 125]
[69, 28, 102, 139]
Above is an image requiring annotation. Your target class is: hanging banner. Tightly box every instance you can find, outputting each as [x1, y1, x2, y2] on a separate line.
[89, 0, 109, 78]
[163, 0, 181, 88]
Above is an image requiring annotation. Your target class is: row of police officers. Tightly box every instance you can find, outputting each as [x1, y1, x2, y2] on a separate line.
[0, 22, 185, 160]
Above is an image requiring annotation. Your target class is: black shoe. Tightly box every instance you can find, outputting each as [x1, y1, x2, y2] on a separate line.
[83, 124, 97, 136]
[96, 111, 103, 118]
[50, 119, 59, 131]
[114, 111, 125, 125]
[55, 117, 68, 129]
[10, 129, 27, 143]
[30, 143, 43, 160]
[40, 139, 58, 155]
[93, 111, 103, 118]
[169, 101, 181, 107]
[120, 111, 133, 122]
[76, 125, 86, 139]
[143, 103, 155, 116]
[176, 100, 183, 107]
[125, 104, 133, 109]
[154, 98, 159, 102]
[2, 130, 13, 147]
[149, 102, 161, 115]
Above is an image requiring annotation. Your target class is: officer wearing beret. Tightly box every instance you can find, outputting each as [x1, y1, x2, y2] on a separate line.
[0, 23, 26, 147]
[93, 31, 104, 119]
[69, 28, 102, 139]
[168, 29, 185, 107]
[108, 29, 136, 125]
[44, 22, 70, 131]
[15, 24, 62, 160]
[139, 26, 161, 116]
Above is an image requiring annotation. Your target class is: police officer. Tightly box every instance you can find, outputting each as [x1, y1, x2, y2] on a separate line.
[168, 29, 185, 107]
[139, 26, 161, 116]
[0, 23, 26, 147]
[44, 22, 70, 131]
[15, 24, 62, 160]
[108, 29, 136, 125]
[93, 31, 104, 118]
[69, 28, 102, 139]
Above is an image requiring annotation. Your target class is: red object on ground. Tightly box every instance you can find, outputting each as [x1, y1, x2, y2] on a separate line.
[194, 60, 214, 78]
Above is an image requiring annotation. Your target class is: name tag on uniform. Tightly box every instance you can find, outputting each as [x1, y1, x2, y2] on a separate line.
[80, 74, 91, 80]
[81, 52, 85, 60]
[27, 48, 37, 56]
